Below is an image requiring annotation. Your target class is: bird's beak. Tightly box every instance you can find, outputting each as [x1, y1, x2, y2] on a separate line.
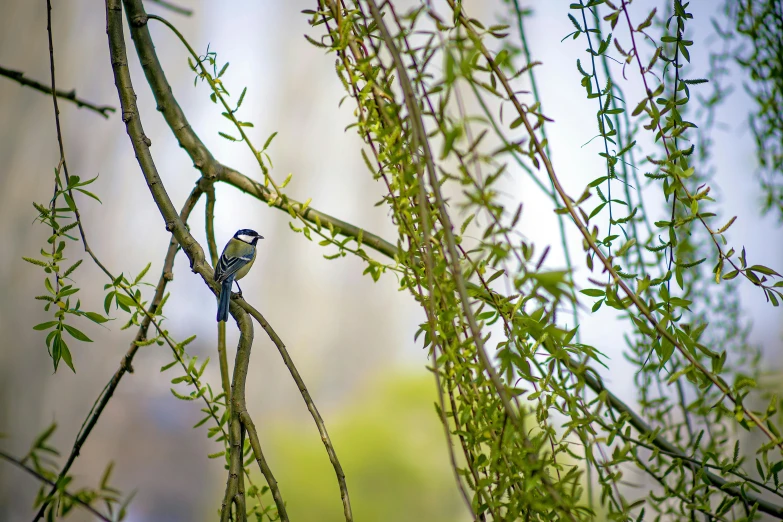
[258, 235, 265, 239]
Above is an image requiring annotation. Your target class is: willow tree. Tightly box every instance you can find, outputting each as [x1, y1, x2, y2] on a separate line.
[2, 0, 782, 520]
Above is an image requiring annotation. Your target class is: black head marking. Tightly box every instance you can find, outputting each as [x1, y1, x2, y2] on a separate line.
[234, 229, 264, 245]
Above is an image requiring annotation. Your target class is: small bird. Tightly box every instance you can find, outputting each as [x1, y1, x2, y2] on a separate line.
[214, 228, 264, 322]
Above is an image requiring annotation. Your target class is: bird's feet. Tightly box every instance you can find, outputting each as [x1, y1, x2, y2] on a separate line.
[231, 291, 243, 300]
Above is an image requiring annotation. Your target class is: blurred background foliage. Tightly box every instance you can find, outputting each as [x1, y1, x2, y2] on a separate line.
[268, 373, 467, 522]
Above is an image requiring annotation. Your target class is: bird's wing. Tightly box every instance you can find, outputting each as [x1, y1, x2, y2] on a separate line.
[215, 243, 255, 283]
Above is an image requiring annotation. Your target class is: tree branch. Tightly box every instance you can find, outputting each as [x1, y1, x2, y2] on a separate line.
[221, 313, 253, 522]
[206, 185, 232, 402]
[105, 4, 287, 520]
[0, 65, 115, 118]
[120, 0, 397, 264]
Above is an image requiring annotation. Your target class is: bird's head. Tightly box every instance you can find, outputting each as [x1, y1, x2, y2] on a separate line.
[234, 229, 264, 245]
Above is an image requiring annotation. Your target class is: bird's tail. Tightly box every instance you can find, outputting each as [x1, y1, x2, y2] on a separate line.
[217, 278, 233, 322]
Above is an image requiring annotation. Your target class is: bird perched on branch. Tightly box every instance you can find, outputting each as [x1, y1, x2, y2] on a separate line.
[214, 229, 263, 322]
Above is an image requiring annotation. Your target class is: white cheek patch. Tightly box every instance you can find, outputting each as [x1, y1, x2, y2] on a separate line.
[238, 234, 255, 243]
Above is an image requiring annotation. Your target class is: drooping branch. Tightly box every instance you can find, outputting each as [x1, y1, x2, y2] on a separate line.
[0, 65, 115, 118]
[445, 0, 783, 452]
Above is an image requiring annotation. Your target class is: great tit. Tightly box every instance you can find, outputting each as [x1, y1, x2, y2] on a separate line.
[214, 228, 263, 322]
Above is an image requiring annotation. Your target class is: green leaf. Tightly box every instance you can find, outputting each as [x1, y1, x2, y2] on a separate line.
[59, 337, 75, 372]
[115, 293, 136, 310]
[75, 188, 102, 203]
[580, 289, 605, 297]
[63, 324, 93, 342]
[236, 87, 247, 108]
[104, 291, 115, 314]
[262, 131, 278, 151]
[632, 98, 647, 116]
[84, 312, 109, 324]
[749, 265, 780, 276]
[63, 193, 77, 212]
[33, 321, 59, 331]
[134, 262, 152, 284]
[486, 270, 505, 284]
[218, 131, 238, 141]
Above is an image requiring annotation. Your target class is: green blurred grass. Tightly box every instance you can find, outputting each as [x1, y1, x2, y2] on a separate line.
[263, 370, 470, 521]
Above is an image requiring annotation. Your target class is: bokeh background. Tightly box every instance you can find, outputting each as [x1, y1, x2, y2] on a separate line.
[0, 1, 780, 521]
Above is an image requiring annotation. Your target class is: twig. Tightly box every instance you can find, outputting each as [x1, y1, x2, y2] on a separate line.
[0, 65, 115, 118]
[32, 1, 124, 517]
[239, 411, 289, 521]
[0, 450, 112, 522]
[206, 185, 232, 402]
[579, 360, 783, 519]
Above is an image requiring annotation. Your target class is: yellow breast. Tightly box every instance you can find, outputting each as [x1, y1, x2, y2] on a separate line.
[234, 248, 257, 281]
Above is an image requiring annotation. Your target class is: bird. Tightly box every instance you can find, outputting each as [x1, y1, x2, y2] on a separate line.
[214, 228, 264, 322]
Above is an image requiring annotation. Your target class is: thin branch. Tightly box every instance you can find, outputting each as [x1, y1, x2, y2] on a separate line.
[0, 450, 112, 522]
[206, 185, 232, 402]
[31, 0, 127, 516]
[0, 65, 115, 118]
[239, 411, 289, 521]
